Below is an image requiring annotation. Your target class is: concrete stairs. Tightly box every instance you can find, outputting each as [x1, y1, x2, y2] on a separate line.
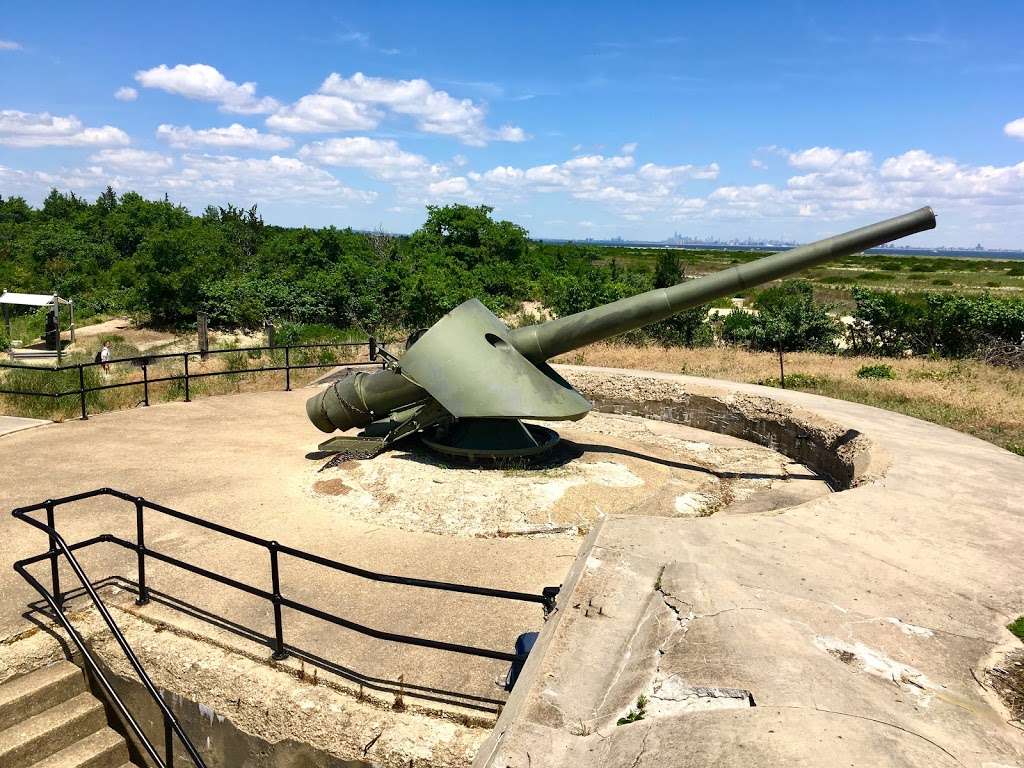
[0, 662, 137, 768]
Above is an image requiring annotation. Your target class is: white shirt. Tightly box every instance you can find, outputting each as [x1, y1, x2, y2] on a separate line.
[100, 347, 111, 362]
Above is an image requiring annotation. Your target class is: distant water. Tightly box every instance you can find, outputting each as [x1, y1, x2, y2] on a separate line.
[547, 239, 1024, 262]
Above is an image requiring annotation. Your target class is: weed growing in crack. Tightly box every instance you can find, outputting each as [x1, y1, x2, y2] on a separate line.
[616, 694, 648, 725]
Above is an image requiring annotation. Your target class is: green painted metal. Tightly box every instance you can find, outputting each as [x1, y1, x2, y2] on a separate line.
[509, 206, 936, 362]
[400, 298, 591, 421]
[305, 206, 936, 438]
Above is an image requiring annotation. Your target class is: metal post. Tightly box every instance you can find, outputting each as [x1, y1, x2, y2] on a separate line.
[369, 336, 377, 362]
[78, 364, 88, 420]
[69, 299, 76, 344]
[284, 346, 291, 392]
[183, 354, 190, 402]
[142, 364, 150, 406]
[265, 320, 275, 349]
[197, 312, 209, 362]
[53, 298, 61, 365]
[45, 501, 62, 613]
[135, 498, 149, 606]
[269, 542, 287, 660]
[164, 712, 173, 768]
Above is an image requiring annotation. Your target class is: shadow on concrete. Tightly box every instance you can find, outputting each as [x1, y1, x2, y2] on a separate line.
[22, 577, 507, 714]
[569, 441, 825, 482]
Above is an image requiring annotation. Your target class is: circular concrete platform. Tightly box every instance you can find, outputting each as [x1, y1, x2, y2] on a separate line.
[309, 412, 832, 538]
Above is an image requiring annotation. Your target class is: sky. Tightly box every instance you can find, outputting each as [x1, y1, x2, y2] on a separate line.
[1, 1, 1022, 247]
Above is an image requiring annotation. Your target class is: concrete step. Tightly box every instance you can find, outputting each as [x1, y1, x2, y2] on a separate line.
[29, 727, 129, 768]
[0, 662, 87, 732]
[0, 691, 107, 768]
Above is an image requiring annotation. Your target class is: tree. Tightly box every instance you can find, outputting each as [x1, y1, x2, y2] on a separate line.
[723, 280, 842, 385]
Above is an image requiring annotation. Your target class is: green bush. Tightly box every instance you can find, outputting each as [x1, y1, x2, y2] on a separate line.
[932, 278, 953, 286]
[0, 363, 105, 420]
[722, 281, 841, 353]
[857, 363, 896, 380]
[856, 272, 888, 281]
[1008, 265, 1024, 277]
[756, 372, 823, 389]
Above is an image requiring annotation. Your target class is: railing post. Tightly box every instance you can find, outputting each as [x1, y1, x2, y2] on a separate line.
[183, 354, 191, 403]
[135, 498, 149, 606]
[45, 501, 62, 613]
[142, 364, 150, 407]
[284, 346, 291, 392]
[164, 711, 174, 768]
[269, 541, 288, 660]
[78, 364, 88, 420]
[369, 336, 377, 362]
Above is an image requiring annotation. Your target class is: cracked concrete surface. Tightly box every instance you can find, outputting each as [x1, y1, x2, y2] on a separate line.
[476, 367, 1024, 768]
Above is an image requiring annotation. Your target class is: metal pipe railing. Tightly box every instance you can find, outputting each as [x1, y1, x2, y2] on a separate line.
[13, 527, 207, 768]
[13, 488, 557, 664]
[0, 339, 386, 419]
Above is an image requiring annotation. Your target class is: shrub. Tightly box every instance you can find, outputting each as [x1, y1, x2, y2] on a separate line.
[722, 281, 841, 353]
[856, 272, 888, 281]
[932, 278, 953, 286]
[1008, 265, 1024, 277]
[857, 363, 896, 380]
[756, 373, 823, 389]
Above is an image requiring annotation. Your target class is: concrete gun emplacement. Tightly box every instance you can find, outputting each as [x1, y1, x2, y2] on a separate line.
[307, 206, 936, 459]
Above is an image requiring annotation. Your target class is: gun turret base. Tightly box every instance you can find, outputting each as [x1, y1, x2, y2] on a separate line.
[422, 418, 560, 462]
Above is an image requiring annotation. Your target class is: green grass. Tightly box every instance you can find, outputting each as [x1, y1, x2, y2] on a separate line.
[1008, 617, 1024, 640]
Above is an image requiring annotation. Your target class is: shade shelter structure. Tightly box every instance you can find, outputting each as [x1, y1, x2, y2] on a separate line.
[0, 291, 75, 363]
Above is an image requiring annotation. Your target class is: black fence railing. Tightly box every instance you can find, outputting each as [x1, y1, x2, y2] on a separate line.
[13, 505, 207, 768]
[0, 339, 384, 420]
[13, 488, 558, 709]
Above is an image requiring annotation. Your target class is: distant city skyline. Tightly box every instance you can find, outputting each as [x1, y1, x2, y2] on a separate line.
[1, 1, 1022, 247]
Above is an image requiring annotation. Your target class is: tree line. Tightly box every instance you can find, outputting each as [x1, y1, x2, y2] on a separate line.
[1, 189, 1021, 362]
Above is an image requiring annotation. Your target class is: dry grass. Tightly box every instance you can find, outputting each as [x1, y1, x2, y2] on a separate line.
[554, 343, 1024, 456]
[0, 345, 362, 422]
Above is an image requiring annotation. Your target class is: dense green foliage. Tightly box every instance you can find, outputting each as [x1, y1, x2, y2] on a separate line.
[722, 280, 841, 353]
[2, 189, 1021, 361]
[0, 189, 718, 346]
[850, 288, 1024, 358]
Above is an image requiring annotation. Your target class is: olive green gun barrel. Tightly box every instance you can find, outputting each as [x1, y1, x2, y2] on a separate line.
[307, 206, 935, 433]
[509, 206, 936, 362]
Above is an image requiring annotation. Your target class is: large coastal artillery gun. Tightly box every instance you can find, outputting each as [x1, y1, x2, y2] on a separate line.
[307, 207, 936, 459]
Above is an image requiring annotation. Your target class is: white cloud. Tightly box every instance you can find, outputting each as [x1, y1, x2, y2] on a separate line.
[1003, 117, 1024, 140]
[157, 123, 292, 150]
[298, 136, 442, 181]
[750, 158, 767, 170]
[266, 94, 380, 133]
[428, 176, 470, 197]
[89, 148, 173, 173]
[703, 146, 1024, 224]
[448, 150, 719, 215]
[788, 146, 872, 171]
[135, 63, 279, 114]
[0, 110, 129, 148]
[0, 40, 23, 51]
[275, 71, 527, 145]
[621, 142, 638, 155]
[164, 154, 375, 203]
[114, 86, 138, 102]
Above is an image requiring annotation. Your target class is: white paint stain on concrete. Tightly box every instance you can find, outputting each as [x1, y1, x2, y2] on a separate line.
[886, 617, 934, 638]
[815, 636, 935, 705]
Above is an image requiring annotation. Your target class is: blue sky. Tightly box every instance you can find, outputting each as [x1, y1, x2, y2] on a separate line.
[1, 1, 1022, 246]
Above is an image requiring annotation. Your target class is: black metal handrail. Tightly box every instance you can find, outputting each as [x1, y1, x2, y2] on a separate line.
[0, 339, 384, 420]
[14, 488, 557, 664]
[13, 522, 207, 768]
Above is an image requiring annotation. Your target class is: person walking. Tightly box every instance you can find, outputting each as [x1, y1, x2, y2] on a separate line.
[99, 340, 112, 373]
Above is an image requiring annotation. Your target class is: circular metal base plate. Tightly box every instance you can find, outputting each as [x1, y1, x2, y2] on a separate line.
[423, 421, 560, 461]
